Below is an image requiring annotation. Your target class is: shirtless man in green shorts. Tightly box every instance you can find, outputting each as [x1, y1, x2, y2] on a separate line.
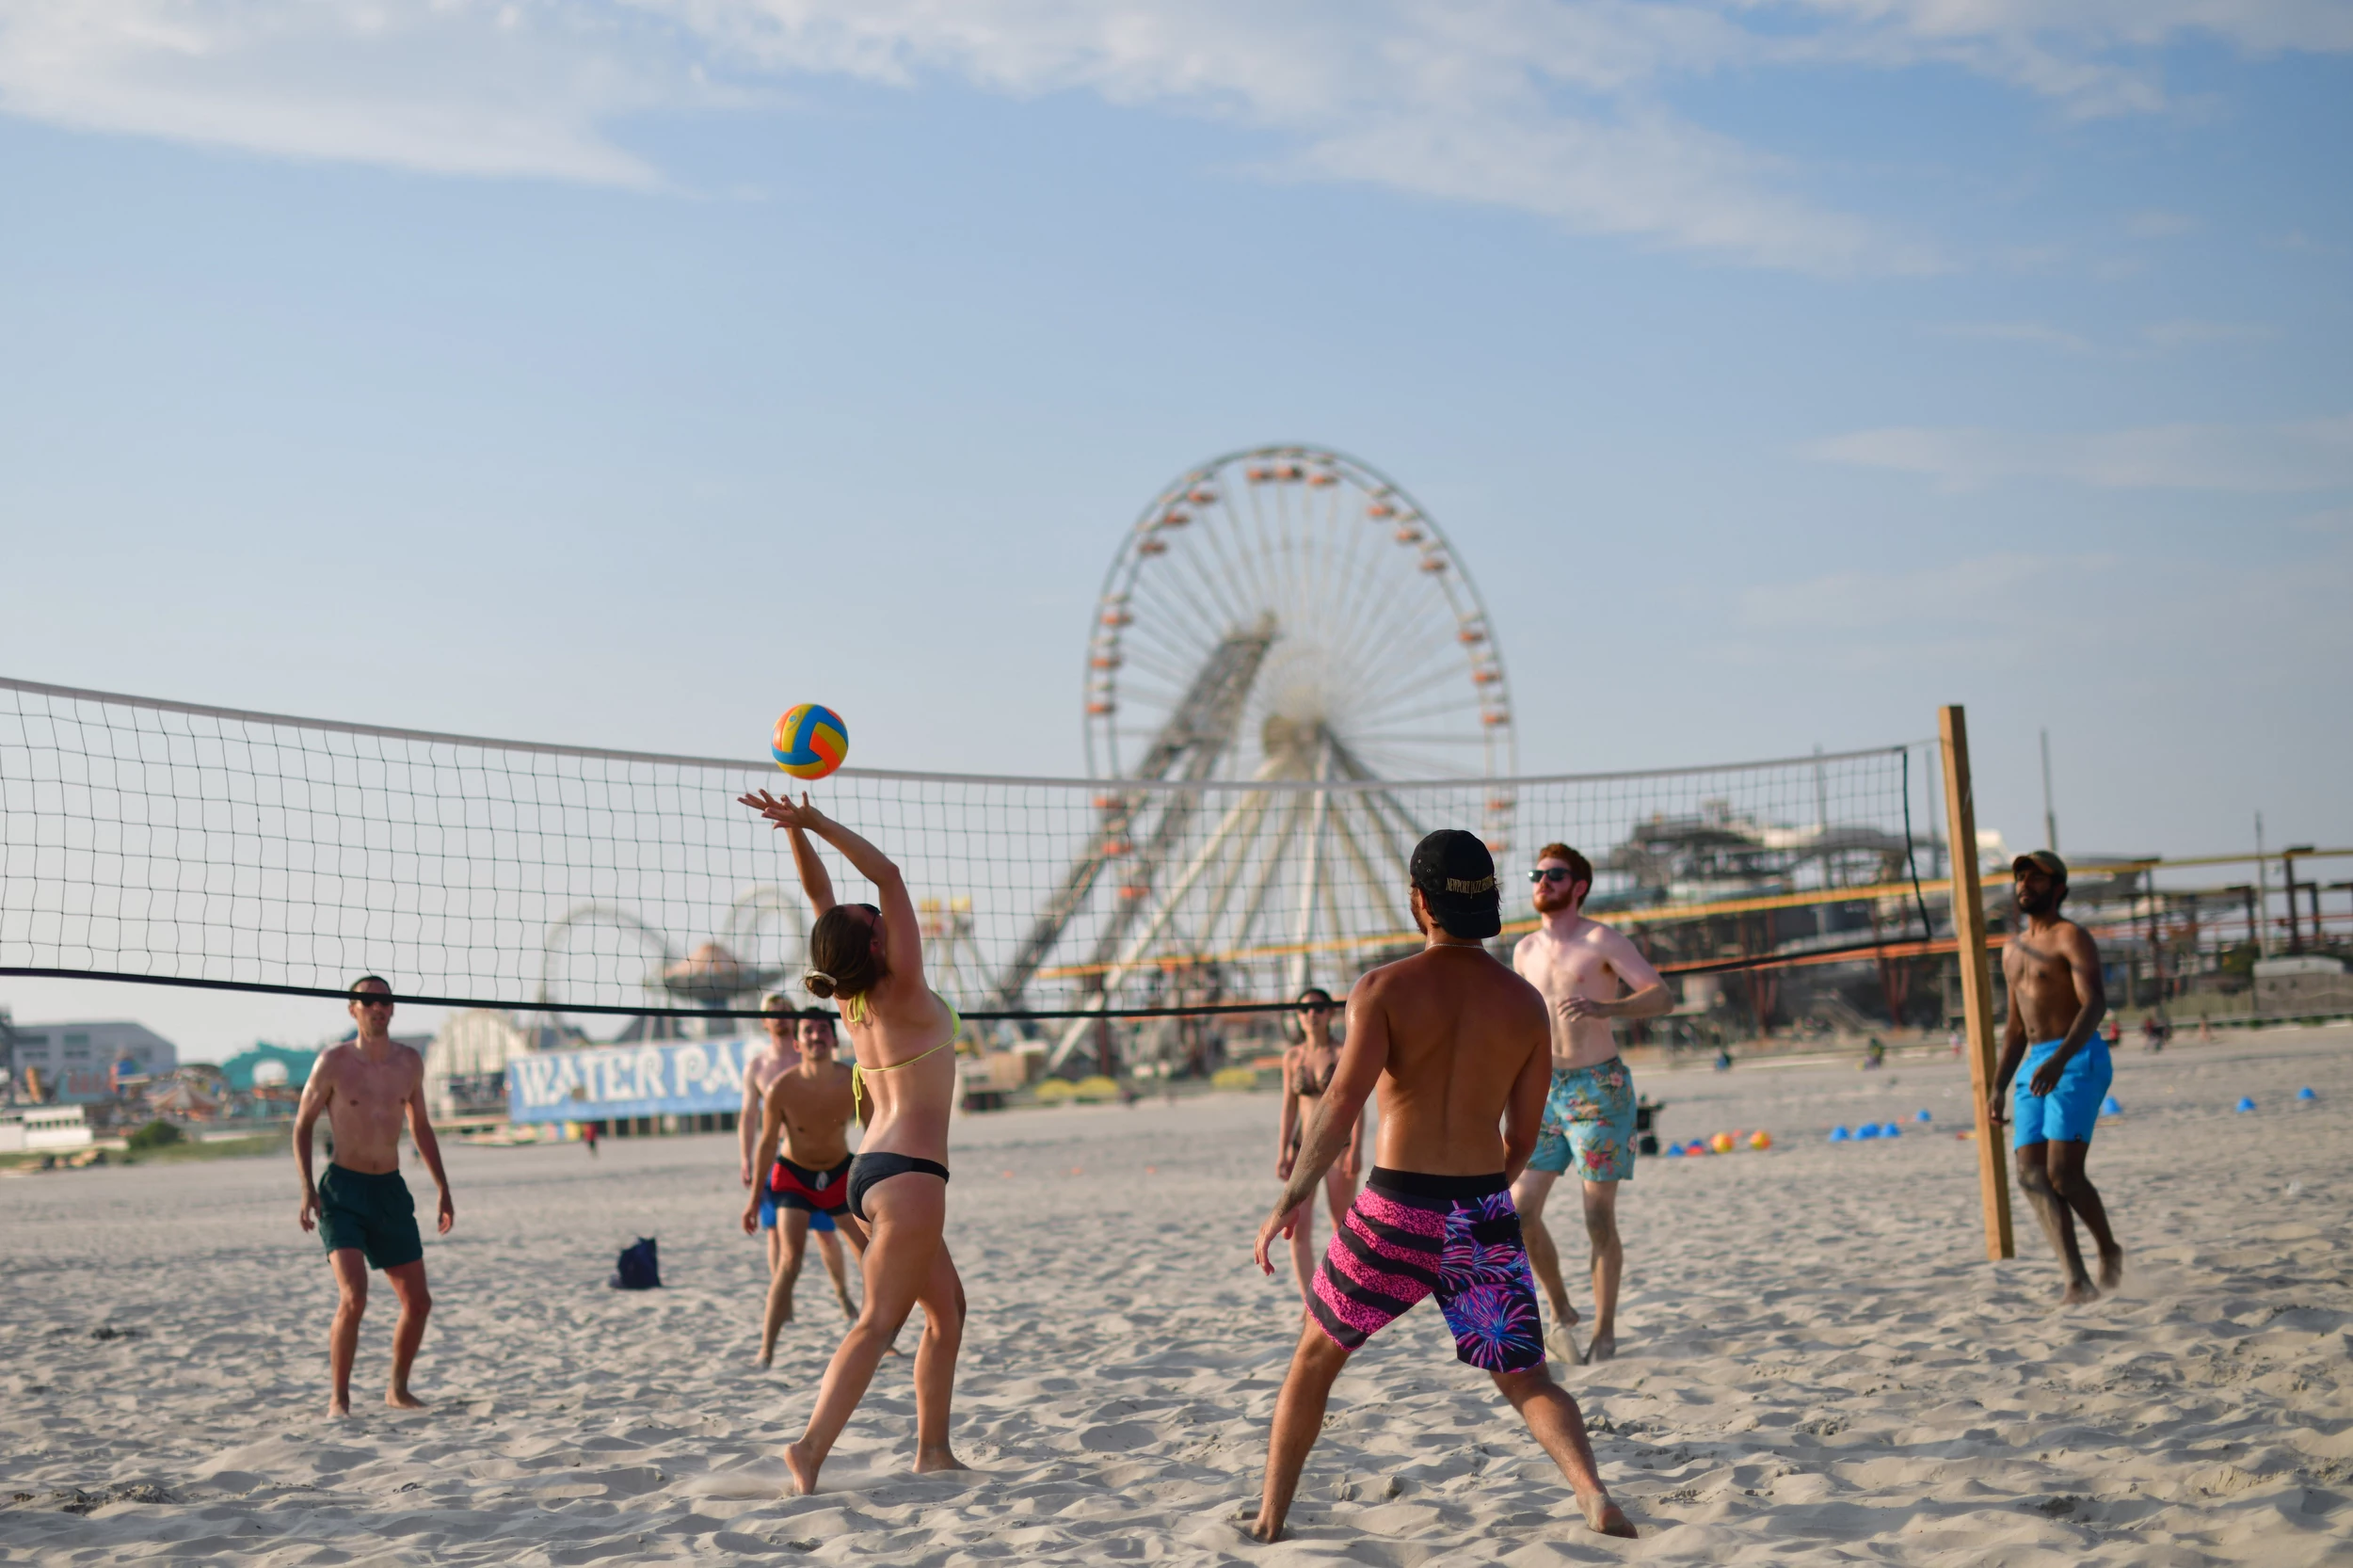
[294, 976, 455, 1416]
[742, 1011, 866, 1365]
[1510, 845, 1671, 1365]
[1991, 851, 2123, 1305]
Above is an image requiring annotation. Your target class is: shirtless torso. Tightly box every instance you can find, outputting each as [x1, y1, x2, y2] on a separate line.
[1992, 854, 2121, 1304]
[292, 979, 453, 1416]
[1507, 852, 1671, 1364]
[1513, 914, 1664, 1071]
[1248, 835, 1635, 1544]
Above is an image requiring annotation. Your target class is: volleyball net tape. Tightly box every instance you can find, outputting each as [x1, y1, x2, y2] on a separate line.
[1, 678, 1943, 1051]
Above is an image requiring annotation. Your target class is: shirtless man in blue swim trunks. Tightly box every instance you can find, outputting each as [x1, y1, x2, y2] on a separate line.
[1991, 851, 2123, 1305]
[1511, 844, 1671, 1366]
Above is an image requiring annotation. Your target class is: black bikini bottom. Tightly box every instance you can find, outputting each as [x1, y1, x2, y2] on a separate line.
[847, 1151, 951, 1222]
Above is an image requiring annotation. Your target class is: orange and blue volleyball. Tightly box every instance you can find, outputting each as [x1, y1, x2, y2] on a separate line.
[772, 704, 848, 779]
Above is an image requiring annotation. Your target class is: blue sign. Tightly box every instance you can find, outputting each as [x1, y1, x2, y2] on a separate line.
[506, 1036, 754, 1123]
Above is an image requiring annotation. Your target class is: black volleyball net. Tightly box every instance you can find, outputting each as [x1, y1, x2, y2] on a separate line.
[1, 677, 1943, 1064]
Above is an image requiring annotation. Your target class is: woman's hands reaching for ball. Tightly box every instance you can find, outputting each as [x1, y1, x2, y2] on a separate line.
[739, 789, 825, 835]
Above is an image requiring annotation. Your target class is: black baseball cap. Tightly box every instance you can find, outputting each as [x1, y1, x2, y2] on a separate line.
[1411, 829, 1501, 940]
[2011, 850, 2068, 883]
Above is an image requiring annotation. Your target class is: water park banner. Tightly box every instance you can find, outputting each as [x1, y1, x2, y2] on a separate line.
[506, 1037, 754, 1123]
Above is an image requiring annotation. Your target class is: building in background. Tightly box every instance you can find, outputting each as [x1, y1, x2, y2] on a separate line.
[426, 1011, 582, 1118]
[218, 1043, 320, 1093]
[7, 1020, 177, 1104]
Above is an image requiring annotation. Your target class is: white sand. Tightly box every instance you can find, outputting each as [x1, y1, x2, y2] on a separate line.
[3, 1027, 2348, 1564]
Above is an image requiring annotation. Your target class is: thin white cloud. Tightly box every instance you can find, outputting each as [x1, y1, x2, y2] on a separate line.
[2125, 208, 2197, 237]
[2141, 318, 2277, 346]
[1929, 321, 2095, 351]
[1805, 414, 2353, 492]
[1739, 551, 2102, 632]
[1, 1, 2347, 269]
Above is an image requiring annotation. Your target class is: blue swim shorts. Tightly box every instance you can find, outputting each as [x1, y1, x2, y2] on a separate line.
[1529, 1056, 1637, 1181]
[2010, 1037, 2112, 1149]
[758, 1189, 840, 1233]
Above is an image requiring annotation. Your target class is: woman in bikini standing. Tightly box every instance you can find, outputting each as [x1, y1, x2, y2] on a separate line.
[738, 789, 967, 1493]
[1275, 985, 1366, 1306]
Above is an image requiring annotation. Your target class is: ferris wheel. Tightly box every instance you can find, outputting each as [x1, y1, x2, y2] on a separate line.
[990, 444, 1516, 1055]
[1084, 445, 1514, 784]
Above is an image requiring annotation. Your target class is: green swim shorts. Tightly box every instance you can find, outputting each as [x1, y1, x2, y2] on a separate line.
[316, 1163, 424, 1271]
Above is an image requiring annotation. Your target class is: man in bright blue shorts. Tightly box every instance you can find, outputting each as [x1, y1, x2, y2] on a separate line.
[1991, 851, 2123, 1305]
[1511, 844, 1672, 1365]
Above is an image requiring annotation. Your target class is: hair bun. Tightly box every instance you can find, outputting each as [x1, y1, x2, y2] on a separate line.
[803, 969, 839, 1000]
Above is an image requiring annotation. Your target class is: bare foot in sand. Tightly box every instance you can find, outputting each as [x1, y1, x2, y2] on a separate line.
[914, 1445, 969, 1475]
[387, 1388, 426, 1410]
[2097, 1246, 2124, 1291]
[1246, 1513, 1282, 1544]
[327, 1397, 351, 1418]
[1586, 1332, 1617, 1364]
[783, 1440, 821, 1496]
[1545, 1312, 1584, 1367]
[1577, 1491, 1639, 1538]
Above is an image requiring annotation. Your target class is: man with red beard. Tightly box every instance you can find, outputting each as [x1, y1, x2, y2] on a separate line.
[1511, 844, 1671, 1365]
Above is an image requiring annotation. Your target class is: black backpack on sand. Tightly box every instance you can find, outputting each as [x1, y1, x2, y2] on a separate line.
[610, 1236, 661, 1290]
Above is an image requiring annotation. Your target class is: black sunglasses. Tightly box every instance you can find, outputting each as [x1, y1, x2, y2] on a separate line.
[353, 994, 393, 1007]
[1301, 1001, 1331, 1014]
[1529, 867, 1577, 884]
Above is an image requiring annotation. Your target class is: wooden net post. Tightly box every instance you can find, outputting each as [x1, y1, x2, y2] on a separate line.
[1939, 705, 2015, 1261]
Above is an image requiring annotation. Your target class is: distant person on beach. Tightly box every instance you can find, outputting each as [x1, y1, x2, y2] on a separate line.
[1249, 831, 1635, 1543]
[1275, 985, 1365, 1309]
[1509, 844, 1672, 1366]
[581, 1120, 599, 1156]
[741, 995, 851, 1348]
[1990, 852, 2123, 1305]
[293, 976, 455, 1417]
[742, 1010, 865, 1365]
[738, 788, 968, 1492]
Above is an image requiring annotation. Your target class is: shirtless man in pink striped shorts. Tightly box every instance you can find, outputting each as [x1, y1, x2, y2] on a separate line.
[1248, 830, 1636, 1544]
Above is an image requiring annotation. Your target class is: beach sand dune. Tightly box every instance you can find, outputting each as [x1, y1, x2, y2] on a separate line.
[3, 1028, 2347, 1563]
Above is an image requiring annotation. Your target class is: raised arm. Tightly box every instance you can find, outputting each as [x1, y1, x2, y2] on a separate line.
[405, 1058, 456, 1236]
[739, 792, 922, 984]
[1257, 975, 1388, 1272]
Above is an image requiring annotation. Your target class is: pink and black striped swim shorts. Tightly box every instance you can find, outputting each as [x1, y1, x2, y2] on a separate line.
[1308, 1168, 1545, 1373]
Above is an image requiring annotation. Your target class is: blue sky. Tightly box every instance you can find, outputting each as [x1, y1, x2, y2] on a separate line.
[2, 3, 2348, 1058]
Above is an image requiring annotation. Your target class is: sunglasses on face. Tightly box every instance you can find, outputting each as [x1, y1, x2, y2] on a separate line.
[1529, 868, 1577, 884]
[1301, 1001, 1331, 1014]
[354, 995, 393, 1008]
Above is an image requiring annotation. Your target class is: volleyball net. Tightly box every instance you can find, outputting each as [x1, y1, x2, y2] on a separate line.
[0, 677, 1945, 1061]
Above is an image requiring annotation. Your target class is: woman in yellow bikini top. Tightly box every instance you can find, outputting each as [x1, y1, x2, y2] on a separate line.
[839, 988, 960, 1122]
[735, 784, 970, 1492]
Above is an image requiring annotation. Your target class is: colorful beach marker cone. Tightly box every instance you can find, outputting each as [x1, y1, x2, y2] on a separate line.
[2100, 1095, 2121, 1116]
[1881, 1122, 1901, 1138]
[1665, 1143, 1685, 1158]
[1914, 1108, 1933, 1122]
[1829, 1126, 1849, 1142]
[2235, 1096, 2257, 1112]
[1857, 1123, 1880, 1141]
[2297, 1086, 2317, 1100]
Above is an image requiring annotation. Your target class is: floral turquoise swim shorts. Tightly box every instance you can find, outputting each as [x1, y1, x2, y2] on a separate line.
[1529, 1055, 1637, 1181]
